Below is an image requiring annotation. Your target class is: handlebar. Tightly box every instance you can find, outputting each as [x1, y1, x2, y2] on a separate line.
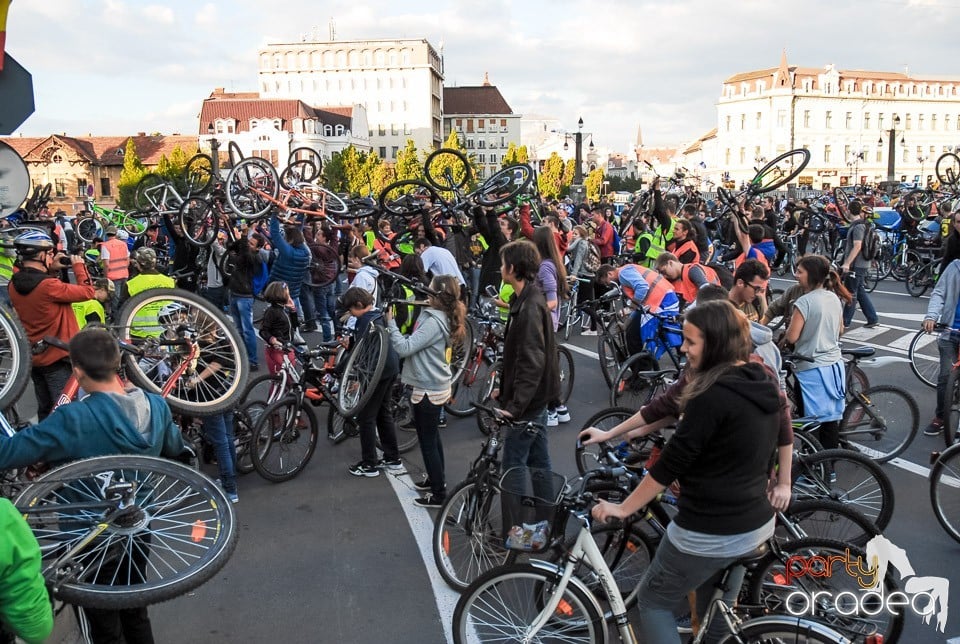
[474, 402, 544, 433]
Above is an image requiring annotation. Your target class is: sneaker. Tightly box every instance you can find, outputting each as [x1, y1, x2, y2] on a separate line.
[378, 458, 406, 473]
[413, 493, 445, 508]
[250, 363, 260, 372]
[555, 405, 571, 423]
[864, 321, 880, 329]
[327, 429, 346, 444]
[676, 613, 693, 634]
[924, 418, 945, 436]
[546, 410, 559, 427]
[412, 474, 432, 491]
[438, 415, 448, 429]
[225, 490, 239, 504]
[581, 329, 598, 336]
[348, 461, 380, 477]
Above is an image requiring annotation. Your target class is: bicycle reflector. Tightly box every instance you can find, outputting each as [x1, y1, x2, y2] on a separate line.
[191, 519, 208, 543]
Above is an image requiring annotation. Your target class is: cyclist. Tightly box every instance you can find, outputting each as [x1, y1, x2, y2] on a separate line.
[728, 259, 769, 323]
[0, 498, 53, 644]
[72, 278, 115, 329]
[99, 226, 129, 316]
[268, 217, 312, 317]
[654, 252, 720, 310]
[840, 201, 880, 329]
[664, 219, 700, 264]
[596, 261, 681, 356]
[921, 257, 960, 436]
[9, 230, 95, 420]
[119, 247, 175, 306]
[0, 328, 187, 644]
[414, 237, 465, 286]
[592, 301, 784, 643]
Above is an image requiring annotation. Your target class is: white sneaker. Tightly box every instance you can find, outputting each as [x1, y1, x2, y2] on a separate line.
[556, 406, 571, 423]
[546, 411, 559, 427]
[581, 329, 598, 336]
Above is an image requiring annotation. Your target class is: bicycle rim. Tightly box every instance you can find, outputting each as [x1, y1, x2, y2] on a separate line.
[750, 149, 811, 192]
[931, 446, 960, 544]
[0, 303, 30, 409]
[792, 449, 893, 531]
[575, 407, 646, 476]
[908, 329, 938, 388]
[251, 397, 318, 483]
[840, 385, 918, 463]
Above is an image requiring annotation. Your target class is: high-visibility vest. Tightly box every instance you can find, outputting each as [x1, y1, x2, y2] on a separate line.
[126, 272, 176, 337]
[734, 246, 769, 270]
[673, 264, 720, 305]
[373, 236, 400, 270]
[72, 299, 105, 329]
[0, 254, 14, 285]
[392, 284, 418, 334]
[102, 238, 130, 280]
[644, 219, 675, 264]
[670, 239, 700, 265]
[498, 281, 515, 322]
[620, 265, 674, 313]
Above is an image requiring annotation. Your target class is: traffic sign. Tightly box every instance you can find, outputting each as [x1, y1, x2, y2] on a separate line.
[0, 52, 34, 135]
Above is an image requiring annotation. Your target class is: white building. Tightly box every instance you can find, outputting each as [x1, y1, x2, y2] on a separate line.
[257, 38, 444, 159]
[198, 89, 369, 169]
[710, 53, 960, 190]
[442, 76, 521, 179]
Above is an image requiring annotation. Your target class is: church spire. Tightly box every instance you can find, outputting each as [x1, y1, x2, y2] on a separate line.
[774, 49, 791, 88]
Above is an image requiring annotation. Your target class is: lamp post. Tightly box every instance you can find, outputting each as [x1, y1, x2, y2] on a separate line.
[877, 115, 902, 184]
[206, 124, 220, 177]
[563, 117, 594, 186]
[918, 155, 928, 186]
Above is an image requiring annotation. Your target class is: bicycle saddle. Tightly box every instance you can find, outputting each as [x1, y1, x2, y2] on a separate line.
[732, 542, 769, 566]
[841, 346, 875, 358]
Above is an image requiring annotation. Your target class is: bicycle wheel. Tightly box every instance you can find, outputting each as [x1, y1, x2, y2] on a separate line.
[75, 215, 103, 243]
[473, 361, 502, 436]
[134, 173, 166, 212]
[718, 616, 853, 644]
[280, 147, 322, 188]
[292, 183, 349, 217]
[833, 187, 852, 222]
[597, 331, 622, 389]
[225, 157, 279, 219]
[746, 537, 903, 643]
[575, 407, 644, 475]
[793, 428, 823, 459]
[476, 164, 534, 207]
[424, 148, 471, 193]
[338, 324, 389, 416]
[184, 153, 214, 195]
[863, 260, 880, 292]
[608, 352, 667, 409]
[234, 399, 267, 474]
[905, 261, 931, 297]
[840, 385, 918, 463]
[241, 373, 287, 406]
[750, 149, 811, 193]
[908, 328, 938, 388]
[378, 179, 442, 218]
[792, 448, 894, 531]
[944, 366, 960, 447]
[890, 248, 918, 282]
[936, 151, 960, 187]
[117, 288, 249, 417]
[557, 345, 575, 405]
[446, 355, 495, 417]
[930, 444, 960, 543]
[250, 396, 319, 483]
[875, 243, 893, 280]
[0, 303, 31, 410]
[452, 563, 604, 644]
[778, 498, 880, 547]
[15, 455, 237, 609]
[178, 197, 219, 248]
[386, 380, 418, 454]
[450, 317, 475, 385]
[433, 478, 509, 591]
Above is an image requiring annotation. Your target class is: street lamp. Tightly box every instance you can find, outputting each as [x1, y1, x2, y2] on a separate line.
[918, 155, 929, 186]
[206, 123, 221, 177]
[877, 114, 903, 185]
[562, 116, 594, 185]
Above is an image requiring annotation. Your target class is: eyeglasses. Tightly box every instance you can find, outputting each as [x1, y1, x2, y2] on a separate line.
[746, 282, 767, 293]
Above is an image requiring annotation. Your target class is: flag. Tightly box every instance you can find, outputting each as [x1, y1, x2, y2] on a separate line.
[0, 0, 10, 71]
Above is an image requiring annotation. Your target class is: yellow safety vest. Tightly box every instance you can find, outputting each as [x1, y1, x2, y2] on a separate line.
[126, 273, 176, 337]
[72, 299, 105, 329]
[498, 282, 515, 322]
[0, 254, 14, 284]
[643, 219, 675, 266]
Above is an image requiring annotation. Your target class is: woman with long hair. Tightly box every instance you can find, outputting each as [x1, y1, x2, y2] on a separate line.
[781, 254, 852, 449]
[593, 300, 782, 643]
[385, 274, 466, 507]
[532, 226, 570, 426]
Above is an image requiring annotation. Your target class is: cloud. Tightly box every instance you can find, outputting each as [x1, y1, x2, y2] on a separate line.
[142, 4, 175, 24]
[194, 3, 218, 26]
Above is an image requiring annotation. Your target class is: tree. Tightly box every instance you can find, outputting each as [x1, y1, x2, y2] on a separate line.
[585, 167, 605, 201]
[369, 158, 397, 196]
[501, 143, 531, 169]
[425, 131, 477, 198]
[562, 159, 576, 189]
[537, 153, 565, 200]
[117, 138, 145, 210]
[395, 139, 422, 182]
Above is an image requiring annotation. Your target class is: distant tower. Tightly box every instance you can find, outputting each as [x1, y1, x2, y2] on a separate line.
[774, 49, 791, 88]
[634, 125, 643, 162]
[482, 72, 490, 86]
[329, 18, 336, 41]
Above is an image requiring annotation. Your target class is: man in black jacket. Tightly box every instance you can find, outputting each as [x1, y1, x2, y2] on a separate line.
[493, 240, 560, 470]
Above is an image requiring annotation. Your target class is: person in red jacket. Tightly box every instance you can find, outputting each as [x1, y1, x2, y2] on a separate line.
[591, 208, 616, 261]
[8, 230, 95, 420]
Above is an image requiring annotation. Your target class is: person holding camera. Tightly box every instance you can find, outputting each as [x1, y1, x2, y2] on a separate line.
[8, 230, 95, 420]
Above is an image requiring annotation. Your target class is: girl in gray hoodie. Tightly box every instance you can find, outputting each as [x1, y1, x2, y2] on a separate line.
[385, 275, 467, 507]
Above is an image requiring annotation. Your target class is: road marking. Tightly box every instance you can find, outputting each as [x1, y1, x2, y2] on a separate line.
[384, 471, 457, 644]
[889, 331, 933, 352]
[841, 326, 886, 342]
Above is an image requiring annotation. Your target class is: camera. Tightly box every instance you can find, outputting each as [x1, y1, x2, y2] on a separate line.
[56, 256, 71, 267]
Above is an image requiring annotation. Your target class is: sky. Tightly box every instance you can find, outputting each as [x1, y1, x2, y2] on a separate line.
[5, 0, 960, 153]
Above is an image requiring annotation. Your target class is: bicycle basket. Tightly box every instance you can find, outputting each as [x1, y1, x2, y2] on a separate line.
[499, 466, 567, 553]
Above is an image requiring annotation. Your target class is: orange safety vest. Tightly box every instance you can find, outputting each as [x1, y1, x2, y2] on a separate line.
[620, 264, 674, 313]
[673, 264, 720, 305]
[733, 246, 769, 270]
[102, 237, 130, 280]
[669, 239, 700, 265]
[373, 236, 400, 271]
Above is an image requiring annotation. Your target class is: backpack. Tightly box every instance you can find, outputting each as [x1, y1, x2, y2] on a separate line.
[859, 221, 881, 261]
[611, 226, 622, 254]
[583, 243, 602, 274]
[705, 262, 735, 290]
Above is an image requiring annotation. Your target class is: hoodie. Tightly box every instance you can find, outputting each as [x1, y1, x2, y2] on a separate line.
[387, 308, 454, 391]
[649, 362, 781, 535]
[749, 321, 782, 377]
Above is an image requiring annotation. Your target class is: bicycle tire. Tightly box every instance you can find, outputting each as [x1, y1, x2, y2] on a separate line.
[779, 498, 880, 547]
[792, 448, 894, 531]
[475, 360, 502, 436]
[134, 173, 166, 212]
[833, 187, 852, 223]
[840, 385, 918, 463]
[907, 328, 938, 388]
[557, 345, 575, 405]
[432, 477, 509, 591]
[292, 183, 349, 217]
[891, 248, 919, 282]
[445, 355, 495, 417]
[745, 537, 903, 643]
[452, 562, 605, 644]
[226, 141, 244, 169]
[476, 164, 533, 207]
[225, 157, 279, 219]
[241, 373, 287, 406]
[905, 261, 932, 297]
[234, 399, 267, 474]
[116, 288, 249, 416]
[0, 303, 31, 410]
[75, 215, 103, 243]
[184, 153, 214, 195]
[178, 197, 219, 248]
[388, 383, 419, 454]
[864, 261, 880, 292]
[424, 148, 471, 193]
[945, 366, 960, 447]
[575, 407, 646, 476]
[876, 243, 893, 280]
[250, 396, 319, 482]
[280, 147, 322, 188]
[15, 455, 237, 609]
[597, 332, 621, 389]
[609, 353, 671, 409]
[449, 317, 475, 386]
[930, 443, 960, 543]
[750, 149, 811, 193]
[119, 210, 150, 238]
[935, 151, 960, 187]
[338, 324, 389, 416]
[717, 616, 852, 644]
[377, 179, 442, 218]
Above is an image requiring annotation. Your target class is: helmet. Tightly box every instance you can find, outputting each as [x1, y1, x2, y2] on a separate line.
[117, 229, 129, 241]
[83, 248, 100, 262]
[158, 301, 188, 323]
[132, 247, 157, 270]
[13, 229, 55, 257]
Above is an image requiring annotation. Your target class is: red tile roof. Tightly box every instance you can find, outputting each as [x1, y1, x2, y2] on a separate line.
[442, 86, 513, 115]
[1, 134, 200, 166]
[199, 92, 354, 134]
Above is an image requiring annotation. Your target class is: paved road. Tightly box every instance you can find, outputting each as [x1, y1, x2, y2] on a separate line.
[143, 276, 958, 644]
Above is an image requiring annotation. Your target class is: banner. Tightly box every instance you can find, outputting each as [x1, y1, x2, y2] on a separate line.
[0, 0, 10, 71]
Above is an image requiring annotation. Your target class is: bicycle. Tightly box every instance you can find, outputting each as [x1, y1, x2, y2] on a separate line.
[607, 310, 684, 408]
[905, 250, 940, 297]
[452, 465, 850, 644]
[75, 198, 148, 242]
[930, 440, 960, 543]
[224, 156, 350, 221]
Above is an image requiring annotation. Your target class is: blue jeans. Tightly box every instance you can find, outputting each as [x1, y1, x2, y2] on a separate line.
[467, 265, 481, 310]
[501, 407, 551, 471]
[229, 294, 258, 366]
[203, 412, 237, 494]
[313, 283, 337, 341]
[936, 331, 960, 420]
[633, 534, 742, 644]
[300, 277, 316, 326]
[842, 268, 878, 326]
[414, 396, 445, 497]
[201, 285, 227, 311]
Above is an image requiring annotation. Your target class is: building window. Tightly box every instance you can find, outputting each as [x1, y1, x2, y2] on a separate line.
[77, 178, 88, 197]
[739, 147, 745, 164]
[379, 146, 386, 158]
[876, 149, 882, 163]
[466, 139, 474, 149]
[777, 109, 786, 128]
[455, 119, 462, 127]
[946, 115, 952, 131]
[878, 114, 885, 130]
[739, 114, 745, 129]
[725, 115, 731, 132]
[54, 179, 66, 197]
[864, 113, 870, 129]
[905, 114, 912, 130]
[755, 112, 761, 128]
[824, 145, 831, 163]
[479, 154, 486, 163]
[391, 146, 398, 159]
[845, 112, 852, 129]
[100, 177, 111, 197]
[932, 115, 937, 130]
[825, 111, 832, 128]
[803, 110, 810, 128]
[404, 123, 410, 135]
[918, 115, 925, 130]
[378, 124, 385, 136]
[335, 124, 344, 136]
[391, 124, 397, 135]
[725, 149, 731, 165]
[51, 152, 64, 164]
[844, 145, 851, 160]
[902, 147, 909, 163]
